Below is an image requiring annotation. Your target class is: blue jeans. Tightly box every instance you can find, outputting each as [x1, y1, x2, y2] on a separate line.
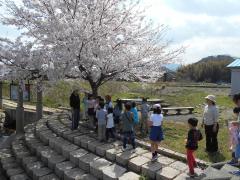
[72, 109, 80, 130]
[123, 131, 135, 149]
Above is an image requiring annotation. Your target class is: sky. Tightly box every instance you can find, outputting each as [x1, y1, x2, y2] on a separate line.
[1, 0, 240, 64]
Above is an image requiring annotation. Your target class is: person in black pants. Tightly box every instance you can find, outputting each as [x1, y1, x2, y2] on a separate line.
[202, 95, 219, 153]
[70, 89, 80, 130]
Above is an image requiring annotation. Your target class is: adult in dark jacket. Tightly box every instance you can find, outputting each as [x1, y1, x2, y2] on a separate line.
[70, 89, 80, 130]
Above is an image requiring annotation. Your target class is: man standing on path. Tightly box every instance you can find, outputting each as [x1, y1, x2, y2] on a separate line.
[70, 89, 80, 130]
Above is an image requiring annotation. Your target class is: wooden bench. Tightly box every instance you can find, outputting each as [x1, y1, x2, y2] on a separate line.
[162, 107, 194, 115]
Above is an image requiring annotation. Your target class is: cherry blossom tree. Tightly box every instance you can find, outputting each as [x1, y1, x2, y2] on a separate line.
[1, 0, 184, 96]
[0, 37, 60, 126]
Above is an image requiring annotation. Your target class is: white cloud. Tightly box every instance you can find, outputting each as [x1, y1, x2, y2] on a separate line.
[143, 0, 240, 63]
[181, 37, 240, 63]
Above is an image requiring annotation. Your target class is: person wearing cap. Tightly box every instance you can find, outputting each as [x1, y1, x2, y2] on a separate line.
[69, 89, 80, 130]
[148, 104, 164, 161]
[202, 95, 219, 153]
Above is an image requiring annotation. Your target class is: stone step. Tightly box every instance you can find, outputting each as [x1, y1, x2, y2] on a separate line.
[44, 113, 200, 180]
[28, 117, 140, 180]
[0, 146, 30, 180]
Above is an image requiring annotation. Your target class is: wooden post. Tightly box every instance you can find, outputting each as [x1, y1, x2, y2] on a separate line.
[0, 82, 3, 109]
[16, 83, 24, 134]
[36, 82, 43, 121]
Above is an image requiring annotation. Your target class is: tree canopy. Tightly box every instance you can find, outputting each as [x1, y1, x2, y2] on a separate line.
[0, 0, 183, 95]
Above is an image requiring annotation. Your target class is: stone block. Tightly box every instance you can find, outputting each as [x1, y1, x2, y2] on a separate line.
[106, 148, 122, 161]
[142, 161, 163, 179]
[79, 153, 100, 173]
[62, 130, 75, 139]
[156, 167, 180, 180]
[6, 168, 24, 177]
[128, 156, 150, 173]
[49, 137, 63, 149]
[102, 164, 127, 180]
[67, 133, 84, 142]
[116, 150, 138, 166]
[80, 174, 98, 180]
[10, 173, 30, 180]
[29, 142, 43, 154]
[48, 155, 66, 170]
[119, 172, 140, 180]
[39, 174, 60, 180]
[73, 135, 84, 146]
[88, 140, 105, 153]
[2, 162, 19, 172]
[90, 158, 112, 178]
[41, 150, 58, 164]
[26, 161, 45, 178]
[80, 136, 96, 149]
[96, 144, 114, 157]
[32, 167, 52, 180]
[170, 161, 188, 172]
[220, 164, 239, 173]
[1, 157, 15, 164]
[41, 133, 57, 145]
[55, 161, 76, 178]
[62, 144, 79, 159]
[22, 156, 38, 170]
[69, 149, 88, 165]
[202, 167, 232, 180]
[54, 141, 71, 154]
[133, 147, 148, 155]
[15, 151, 31, 163]
[64, 168, 86, 180]
[141, 152, 153, 159]
[36, 146, 52, 157]
[157, 156, 175, 166]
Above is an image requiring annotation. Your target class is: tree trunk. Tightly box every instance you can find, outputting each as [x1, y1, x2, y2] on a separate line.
[89, 81, 99, 97]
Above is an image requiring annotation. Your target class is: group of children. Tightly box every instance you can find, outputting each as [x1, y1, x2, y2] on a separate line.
[79, 92, 240, 178]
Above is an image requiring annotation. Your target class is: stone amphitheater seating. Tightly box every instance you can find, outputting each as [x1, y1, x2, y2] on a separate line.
[0, 112, 239, 180]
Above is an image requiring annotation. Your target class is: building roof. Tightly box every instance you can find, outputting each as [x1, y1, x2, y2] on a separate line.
[227, 59, 240, 68]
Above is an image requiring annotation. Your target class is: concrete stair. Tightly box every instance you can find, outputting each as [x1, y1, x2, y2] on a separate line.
[0, 112, 239, 180]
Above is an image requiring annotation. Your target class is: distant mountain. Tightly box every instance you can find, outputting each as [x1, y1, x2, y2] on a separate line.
[196, 55, 235, 64]
[163, 64, 181, 72]
[176, 55, 235, 83]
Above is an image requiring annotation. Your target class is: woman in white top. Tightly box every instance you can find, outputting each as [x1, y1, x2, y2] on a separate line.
[202, 95, 219, 153]
[148, 104, 164, 161]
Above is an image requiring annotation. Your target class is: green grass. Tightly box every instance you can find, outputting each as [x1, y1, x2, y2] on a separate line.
[1, 80, 234, 163]
[162, 121, 231, 163]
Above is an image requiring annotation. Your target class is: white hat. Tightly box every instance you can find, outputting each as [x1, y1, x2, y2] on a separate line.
[153, 104, 161, 109]
[205, 95, 216, 103]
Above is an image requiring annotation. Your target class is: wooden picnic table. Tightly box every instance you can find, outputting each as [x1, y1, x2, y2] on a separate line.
[162, 107, 194, 115]
[119, 98, 164, 104]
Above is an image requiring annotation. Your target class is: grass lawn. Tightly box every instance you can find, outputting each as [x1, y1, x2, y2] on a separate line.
[161, 121, 231, 163]
[2, 80, 234, 163]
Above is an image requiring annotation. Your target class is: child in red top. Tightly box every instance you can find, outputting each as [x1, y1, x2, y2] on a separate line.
[186, 118, 203, 177]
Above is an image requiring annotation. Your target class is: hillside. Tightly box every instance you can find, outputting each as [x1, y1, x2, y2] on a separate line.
[176, 55, 234, 83]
